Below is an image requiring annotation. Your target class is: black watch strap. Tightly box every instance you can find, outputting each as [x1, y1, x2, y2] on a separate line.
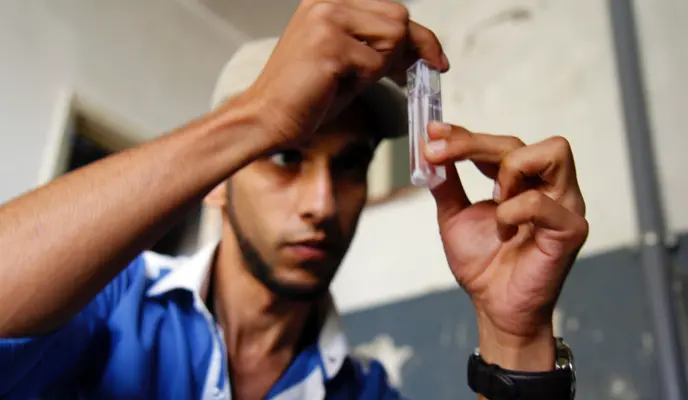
[467, 353, 573, 400]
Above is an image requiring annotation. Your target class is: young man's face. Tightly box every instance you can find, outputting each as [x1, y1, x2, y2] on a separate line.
[223, 102, 379, 300]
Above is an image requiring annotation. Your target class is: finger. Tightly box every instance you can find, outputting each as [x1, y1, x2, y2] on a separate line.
[345, 0, 411, 25]
[474, 162, 499, 180]
[495, 190, 589, 253]
[407, 21, 449, 71]
[421, 128, 498, 182]
[326, 3, 407, 53]
[343, 36, 387, 81]
[424, 122, 525, 165]
[322, 0, 448, 83]
[387, 20, 449, 81]
[430, 162, 472, 222]
[496, 136, 583, 214]
[325, 37, 386, 116]
[429, 126, 501, 180]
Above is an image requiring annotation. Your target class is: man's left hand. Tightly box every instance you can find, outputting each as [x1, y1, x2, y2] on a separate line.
[423, 122, 589, 371]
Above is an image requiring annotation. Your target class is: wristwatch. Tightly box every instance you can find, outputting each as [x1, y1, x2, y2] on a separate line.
[467, 337, 576, 399]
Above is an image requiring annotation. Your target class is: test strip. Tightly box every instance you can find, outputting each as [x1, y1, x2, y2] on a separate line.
[407, 59, 446, 189]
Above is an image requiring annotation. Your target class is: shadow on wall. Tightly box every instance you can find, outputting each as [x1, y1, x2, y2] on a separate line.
[341, 233, 688, 399]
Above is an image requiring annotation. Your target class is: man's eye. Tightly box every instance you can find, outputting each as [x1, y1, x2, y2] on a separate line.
[269, 150, 303, 167]
[334, 155, 371, 179]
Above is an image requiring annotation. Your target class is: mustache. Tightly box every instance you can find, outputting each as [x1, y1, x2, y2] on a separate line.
[280, 227, 347, 253]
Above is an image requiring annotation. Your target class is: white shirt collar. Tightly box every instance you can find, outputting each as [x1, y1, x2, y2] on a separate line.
[142, 241, 349, 380]
[144, 242, 217, 298]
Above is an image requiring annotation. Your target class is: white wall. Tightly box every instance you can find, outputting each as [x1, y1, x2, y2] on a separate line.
[0, 0, 245, 204]
[332, 0, 688, 313]
[2, 0, 686, 317]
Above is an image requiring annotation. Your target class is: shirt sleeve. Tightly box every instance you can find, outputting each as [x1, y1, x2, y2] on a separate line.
[0, 255, 146, 399]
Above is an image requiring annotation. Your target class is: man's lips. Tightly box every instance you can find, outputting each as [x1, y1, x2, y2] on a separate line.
[283, 239, 334, 261]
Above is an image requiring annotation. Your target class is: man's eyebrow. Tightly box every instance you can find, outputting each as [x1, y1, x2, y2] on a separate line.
[338, 141, 375, 159]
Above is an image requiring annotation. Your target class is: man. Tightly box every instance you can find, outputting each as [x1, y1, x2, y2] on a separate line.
[0, 0, 587, 399]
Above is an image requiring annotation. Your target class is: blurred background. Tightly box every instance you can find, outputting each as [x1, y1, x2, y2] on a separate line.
[1, 0, 687, 398]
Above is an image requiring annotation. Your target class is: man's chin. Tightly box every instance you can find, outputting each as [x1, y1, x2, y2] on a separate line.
[262, 278, 331, 302]
[253, 260, 334, 300]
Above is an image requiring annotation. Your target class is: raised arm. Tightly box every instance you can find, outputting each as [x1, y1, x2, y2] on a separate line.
[0, 96, 273, 337]
[425, 122, 586, 399]
[0, 0, 448, 339]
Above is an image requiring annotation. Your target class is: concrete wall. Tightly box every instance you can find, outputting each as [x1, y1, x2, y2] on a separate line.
[331, 0, 688, 398]
[0, 0, 245, 204]
[332, 0, 688, 312]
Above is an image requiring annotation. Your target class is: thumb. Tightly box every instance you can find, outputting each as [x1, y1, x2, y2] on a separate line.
[430, 163, 471, 223]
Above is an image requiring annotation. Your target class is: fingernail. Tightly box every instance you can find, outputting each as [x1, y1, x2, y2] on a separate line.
[492, 181, 502, 201]
[429, 121, 451, 137]
[427, 140, 447, 154]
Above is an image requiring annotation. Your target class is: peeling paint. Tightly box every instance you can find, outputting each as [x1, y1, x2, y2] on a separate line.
[455, 322, 468, 347]
[439, 319, 452, 348]
[640, 332, 654, 356]
[565, 316, 580, 332]
[609, 376, 640, 400]
[353, 334, 414, 388]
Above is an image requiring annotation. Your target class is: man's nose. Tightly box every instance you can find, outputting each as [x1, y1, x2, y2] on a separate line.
[297, 166, 336, 225]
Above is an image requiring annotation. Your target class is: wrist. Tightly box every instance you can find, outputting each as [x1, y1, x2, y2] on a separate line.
[470, 333, 576, 400]
[476, 314, 555, 372]
[212, 92, 283, 153]
[186, 93, 280, 180]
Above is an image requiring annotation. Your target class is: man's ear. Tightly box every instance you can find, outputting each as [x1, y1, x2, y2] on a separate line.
[204, 182, 227, 208]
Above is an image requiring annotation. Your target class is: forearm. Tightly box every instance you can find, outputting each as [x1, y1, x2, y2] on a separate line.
[0, 96, 271, 337]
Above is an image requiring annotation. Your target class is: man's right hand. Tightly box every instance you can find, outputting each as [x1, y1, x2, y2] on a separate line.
[242, 0, 449, 148]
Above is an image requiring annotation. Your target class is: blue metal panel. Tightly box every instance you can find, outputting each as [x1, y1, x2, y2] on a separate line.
[342, 242, 675, 398]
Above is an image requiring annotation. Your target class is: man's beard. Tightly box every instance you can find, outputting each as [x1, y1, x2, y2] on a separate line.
[226, 203, 337, 302]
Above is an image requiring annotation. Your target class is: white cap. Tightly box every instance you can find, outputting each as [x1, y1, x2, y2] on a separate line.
[211, 37, 408, 140]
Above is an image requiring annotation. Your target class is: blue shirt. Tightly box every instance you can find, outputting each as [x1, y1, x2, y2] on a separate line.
[0, 244, 401, 399]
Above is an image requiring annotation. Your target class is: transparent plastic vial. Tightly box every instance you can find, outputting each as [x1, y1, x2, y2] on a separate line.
[407, 59, 446, 189]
